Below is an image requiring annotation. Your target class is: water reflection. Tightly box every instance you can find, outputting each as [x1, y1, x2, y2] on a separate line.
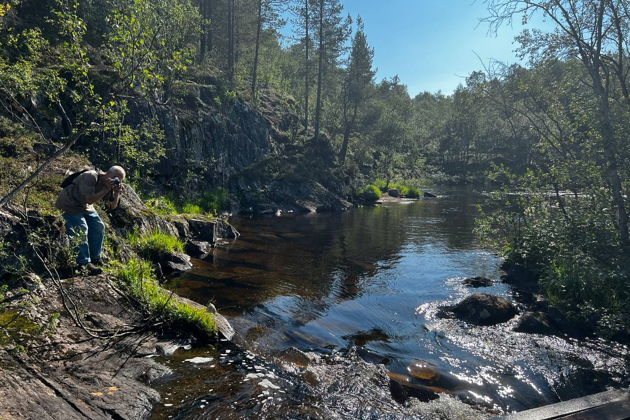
[163, 187, 628, 416]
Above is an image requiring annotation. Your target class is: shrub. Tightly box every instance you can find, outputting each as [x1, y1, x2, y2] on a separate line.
[128, 229, 184, 259]
[374, 179, 388, 191]
[111, 258, 217, 338]
[406, 187, 421, 198]
[358, 184, 382, 204]
[197, 188, 230, 214]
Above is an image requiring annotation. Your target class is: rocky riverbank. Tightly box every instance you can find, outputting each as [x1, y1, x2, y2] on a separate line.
[0, 185, 238, 419]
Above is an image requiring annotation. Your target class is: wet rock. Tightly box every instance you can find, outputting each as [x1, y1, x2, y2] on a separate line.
[513, 307, 591, 338]
[462, 276, 493, 288]
[390, 377, 440, 404]
[159, 252, 193, 275]
[343, 328, 390, 346]
[423, 192, 437, 198]
[185, 240, 213, 258]
[406, 361, 439, 381]
[277, 347, 316, 368]
[215, 220, 240, 239]
[155, 341, 186, 356]
[441, 293, 518, 325]
[514, 311, 558, 335]
[388, 188, 400, 197]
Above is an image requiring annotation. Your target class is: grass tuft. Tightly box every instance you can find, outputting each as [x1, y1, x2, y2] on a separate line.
[110, 258, 217, 338]
[128, 229, 184, 259]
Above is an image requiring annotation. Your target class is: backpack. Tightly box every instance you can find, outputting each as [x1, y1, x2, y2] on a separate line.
[60, 169, 91, 188]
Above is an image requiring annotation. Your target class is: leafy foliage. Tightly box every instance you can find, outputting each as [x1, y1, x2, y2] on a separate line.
[357, 184, 381, 204]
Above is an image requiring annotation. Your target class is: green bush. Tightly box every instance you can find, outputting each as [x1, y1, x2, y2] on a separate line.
[358, 184, 382, 204]
[477, 189, 630, 338]
[374, 179, 388, 191]
[197, 188, 230, 214]
[111, 258, 217, 338]
[128, 229, 184, 259]
[406, 187, 421, 198]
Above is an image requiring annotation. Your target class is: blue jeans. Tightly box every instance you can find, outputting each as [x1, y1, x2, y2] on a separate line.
[63, 211, 105, 264]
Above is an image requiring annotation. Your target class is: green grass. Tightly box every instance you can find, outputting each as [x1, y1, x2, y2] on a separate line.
[372, 179, 421, 198]
[110, 258, 217, 338]
[181, 203, 204, 215]
[144, 188, 230, 217]
[145, 197, 178, 215]
[128, 229, 184, 259]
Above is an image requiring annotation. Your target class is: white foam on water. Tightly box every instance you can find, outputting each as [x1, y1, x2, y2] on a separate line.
[183, 357, 214, 364]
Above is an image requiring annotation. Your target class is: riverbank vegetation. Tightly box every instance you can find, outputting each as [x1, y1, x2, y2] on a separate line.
[111, 257, 217, 338]
[128, 229, 185, 260]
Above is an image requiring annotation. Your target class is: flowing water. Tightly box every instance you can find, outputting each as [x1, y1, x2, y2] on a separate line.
[151, 188, 628, 419]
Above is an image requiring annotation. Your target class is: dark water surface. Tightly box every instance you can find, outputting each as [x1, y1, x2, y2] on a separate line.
[152, 188, 628, 419]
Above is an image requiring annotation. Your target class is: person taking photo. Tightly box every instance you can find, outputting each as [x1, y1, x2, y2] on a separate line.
[55, 165, 126, 275]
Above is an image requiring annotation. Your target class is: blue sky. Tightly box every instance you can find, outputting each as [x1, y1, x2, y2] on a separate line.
[284, 1, 541, 97]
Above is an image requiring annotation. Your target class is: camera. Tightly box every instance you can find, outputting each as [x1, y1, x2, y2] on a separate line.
[111, 177, 121, 185]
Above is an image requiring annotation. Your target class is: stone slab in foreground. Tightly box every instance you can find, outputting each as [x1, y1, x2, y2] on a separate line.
[491, 389, 630, 420]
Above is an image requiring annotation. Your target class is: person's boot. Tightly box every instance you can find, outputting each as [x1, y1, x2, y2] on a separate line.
[91, 258, 106, 267]
[79, 262, 103, 275]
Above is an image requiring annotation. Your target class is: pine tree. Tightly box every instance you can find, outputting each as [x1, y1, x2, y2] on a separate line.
[313, 0, 350, 140]
[339, 16, 374, 164]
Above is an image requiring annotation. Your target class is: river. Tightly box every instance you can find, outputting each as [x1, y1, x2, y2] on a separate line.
[151, 187, 628, 419]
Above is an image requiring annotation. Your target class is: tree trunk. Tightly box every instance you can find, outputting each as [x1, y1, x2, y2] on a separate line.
[303, 0, 309, 131]
[339, 102, 357, 164]
[314, 0, 324, 141]
[228, 0, 235, 87]
[592, 73, 630, 250]
[251, 0, 263, 99]
[198, 0, 206, 62]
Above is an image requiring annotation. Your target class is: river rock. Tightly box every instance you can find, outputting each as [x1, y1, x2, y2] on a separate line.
[423, 192, 437, 198]
[406, 361, 439, 381]
[514, 311, 558, 335]
[388, 188, 400, 197]
[277, 347, 316, 368]
[442, 293, 518, 325]
[462, 276, 493, 288]
[159, 252, 193, 275]
[185, 240, 212, 258]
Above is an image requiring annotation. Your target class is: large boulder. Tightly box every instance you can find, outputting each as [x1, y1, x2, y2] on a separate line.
[108, 185, 178, 237]
[388, 189, 400, 198]
[441, 293, 518, 325]
[188, 218, 217, 242]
